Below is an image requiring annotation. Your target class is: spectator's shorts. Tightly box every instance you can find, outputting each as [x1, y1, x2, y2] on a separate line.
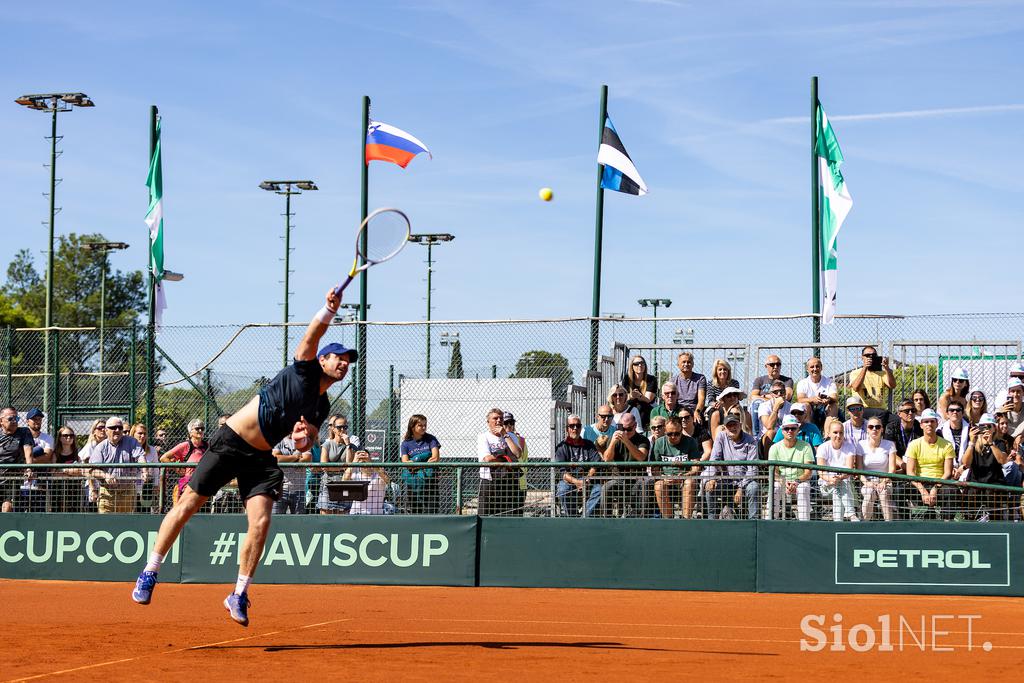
[188, 425, 283, 501]
[0, 476, 21, 508]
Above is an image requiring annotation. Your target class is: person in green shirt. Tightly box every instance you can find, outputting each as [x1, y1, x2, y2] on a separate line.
[768, 415, 814, 520]
[904, 408, 958, 520]
[651, 416, 702, 519]
[651, 383, 686, 421]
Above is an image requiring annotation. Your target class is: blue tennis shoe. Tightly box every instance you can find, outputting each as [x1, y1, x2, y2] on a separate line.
[224, 592, 250, 627]
[132, 571, 158, 605]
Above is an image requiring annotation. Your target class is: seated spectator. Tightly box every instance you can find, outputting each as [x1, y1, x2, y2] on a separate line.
[553, 416, 602, 517]
[768, 415, 814, 520]
[0, 408, 33, 513]
[993, 363, 1024, 409]
[757, 380, 791, 448]
[79, 419, 108, 510]
[651, 383, 685, 421]
[160, 419, 209, 507]
[938, 368, 970, 419]
[796, 358, 839, 428]
[272, 421, 313, 514]
[400, 414, 441, 514]
[648, 415, 667, 443]
[477, 408, 522, 516]
[344, 450, 392, 515]
[992, 412, 1023, 500]
[828, 396, 868, 447]
[941, 399, 970, 472]
[994, 412, 1014, 454]
[750, 355, 794, 413]
[88, 416, 143, 514]
[911, 389, 932, 417]
[772, 403, 824, 449]
[885, 399, 921, 462]
[622, 355, 657, 431]
[705, 410, 760, 519]
[961, 413, 1009, 521]
[705, 358, 741, 412]
[816, 420, 859, 521]
[678, 407, 713, 518]
[672, 352, 707, 423]
[966, 390, 987, 426]
[130, 423, 160, 514]
[905, 408, 958, 520]
[849, 346, 895, 423]
[52, 425, 82, 513]
[153, 427, 168, 456]
[25, 408, 53, 457]
[22, 408, 53, 512]
[318, 415, 358, 515]
[858, 416, 896, 521]
[651, 416, 702, 519]
[608, 385, 644, 432]
[582, 404, 617, 457]
[600, 412, 650, 517]
[998, 378, 1024, 443]
[709, 386, 751, 437]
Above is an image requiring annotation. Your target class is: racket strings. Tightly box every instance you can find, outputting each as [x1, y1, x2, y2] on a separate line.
[358, 209, 410, 263]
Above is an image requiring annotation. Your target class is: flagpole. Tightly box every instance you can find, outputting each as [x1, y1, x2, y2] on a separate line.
[810, 76, 821, 345]
[145, 105, 158, 434]
[589, 84, 608, 372]
[356, 95, 370, 436]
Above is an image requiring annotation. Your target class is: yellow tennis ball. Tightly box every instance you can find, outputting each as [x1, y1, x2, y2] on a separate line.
[539, 187, 553, 202]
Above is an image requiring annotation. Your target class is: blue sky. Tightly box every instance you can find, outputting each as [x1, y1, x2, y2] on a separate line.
[2, 0, 1023, 328]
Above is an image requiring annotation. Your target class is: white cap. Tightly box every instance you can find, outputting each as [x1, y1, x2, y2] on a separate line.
[978, 413, 996, 426]
[789, 403, 806, 414]
[718, 386, 747, 402]
[917, 408, 941, 422]
[952, 368, 969, 381]
[781, 415, 801, 428]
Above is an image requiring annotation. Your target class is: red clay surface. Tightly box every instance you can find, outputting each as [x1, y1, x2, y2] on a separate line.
[3, 580, 1021, 681]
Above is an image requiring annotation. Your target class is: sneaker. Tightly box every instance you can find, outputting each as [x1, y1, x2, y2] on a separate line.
[132, 570, 158, 605]
[846, 514, 861, 522]
[224, 592, 251, 627]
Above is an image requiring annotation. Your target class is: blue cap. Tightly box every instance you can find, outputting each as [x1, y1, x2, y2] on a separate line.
[26, 408, 44, 420]
[317, 343, 358, 362]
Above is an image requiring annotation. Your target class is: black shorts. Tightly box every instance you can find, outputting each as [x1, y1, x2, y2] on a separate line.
[188, 425, 283, 501]
[0, 476, 21, 507]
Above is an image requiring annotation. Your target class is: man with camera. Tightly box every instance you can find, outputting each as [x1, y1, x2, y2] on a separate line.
[849, 346, 895, 424]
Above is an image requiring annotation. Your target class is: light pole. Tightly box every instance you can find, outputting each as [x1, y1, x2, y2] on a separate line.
[338, 303, 365, 412]
[81, 241, 129, 404]
[16, 92, 94, 417]
[638, 298, 672, 379]
[408, 233, 455, 378]
[439, 331, 460, 375]
[259, 180, 318, 368]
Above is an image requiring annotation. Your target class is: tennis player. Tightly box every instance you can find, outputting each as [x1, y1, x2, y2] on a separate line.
[132, 289, 354, 626]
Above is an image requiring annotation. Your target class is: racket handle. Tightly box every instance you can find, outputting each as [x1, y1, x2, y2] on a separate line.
[333, 274, 355, 298]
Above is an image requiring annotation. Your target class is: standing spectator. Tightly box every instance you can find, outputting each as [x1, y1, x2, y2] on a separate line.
[553, 416, 602, 517]
[768, 415, 814, 520]
[622, 356, 657, 430]
[271, 421, 312, 514]
[708, 386, 751, 437]
[25, 408, 53, 456]
[344, 450, 392, 515]
[940, 399, 971, 471]
[849, 346, 895, 423]
[160, 420, 209, 507]
[318, 415, 358, 514]
[582, 404, 617, 457]
[771, 403, 824, 449]
[938, 368, 971, 419]
[651, 416, 702, 519]
[79, 419, 108, 510]
[503, 413, 529, 516]
[911, 389, 931, 417]
[750, 355, 794, 404]
[476, 408, 522, 516]
[705, 410, 760, 519]
[400, 414, 441, 514]
[600, 412, 651, 517]
[22, 408, 53, 512]
[52, 425, 82, 513]
[0, 408, 33, 513]
[651, 383, 685, 421]
[966, 391, 988, 426]
[999, 378, 1024, 441]
[961, 413, 1008, 521]
[905, 409, 958, 520]
[757, 380, 791, 447]
[153, 427, 168, 456]
[859, 417, 896, 521]
[130, 423, 160, 513]
[816, 421, 860, 521]
[88, 416, 143, 513]
[608, 385, 643, 432]
[672, 352, 707, 423]
[705, 358, 741, 413]
[796, 358, 839, 428]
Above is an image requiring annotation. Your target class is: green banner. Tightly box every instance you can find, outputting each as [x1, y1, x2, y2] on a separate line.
[181, 515, 477, 585]
[757, 521, 1022, 596]
[0, 514, 182, 582]
[478, 518, 757, 591]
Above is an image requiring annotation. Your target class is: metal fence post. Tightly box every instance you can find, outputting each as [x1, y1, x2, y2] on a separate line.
[129, 324, 137, 423]
[4, 326, 11, 407]
[204, 368, 212, 430]
[50, 329, 60, 423]
[387, 365, 395, 462]
[455, 467, 463, 515]
[766, 464, 776, 520]
[491, 364, 497, 379]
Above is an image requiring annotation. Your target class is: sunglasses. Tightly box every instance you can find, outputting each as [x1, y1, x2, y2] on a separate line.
[622, 425, 636, 431]
[971, 396, 985, 402]
[862, 353, 877, 359]
[193, 427, 205, 432]
[848, 406, 863, 411]
[611, 392, 626, 397]
[679, 415, 693, 421]
[334, 424, 348, 430]
[597, 414, 613, 419]
[1, 416, 18, 423]
[106, 426, 123, 432]
[567, 424, 582, 429]
[899, 408, 914, 414]
[95, 425, 106, 431]
[632, 361, 645, 367]
[651, 424, 665, 430]
[867, 425, 883, 430]
[766, 362, 782, 368]
[665, 431, 682, 437]
[60, 433, 75, 438]
[947, 408, 963, 414]
[782, 426, 798, 432]
[952, 378, 967, 383]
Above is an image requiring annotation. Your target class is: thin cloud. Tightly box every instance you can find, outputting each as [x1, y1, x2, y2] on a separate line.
[762, 104, 1024, 125]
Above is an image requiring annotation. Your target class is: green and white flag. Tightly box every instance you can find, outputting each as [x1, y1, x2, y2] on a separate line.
[816, 103, 852, 325]
[144, 118, 166, 328]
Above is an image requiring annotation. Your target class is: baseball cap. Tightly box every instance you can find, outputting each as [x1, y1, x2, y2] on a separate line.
[719, 386, 746, 402]
[25, 408, 44, 420]
[724, 411, 742, 424]
[502, 412, 515, 423]
[977, 413, 996, 426]
[845, 395, 864, 408]
[1009, 378, 1024, 390]
[781, 415, 801, 428]
[951, 368, 969, 381]
[1010, 363, 1024, 376]
[917, 408, 941, 423]
[789, 403, 806, 414]
[317, 343, 358, 362]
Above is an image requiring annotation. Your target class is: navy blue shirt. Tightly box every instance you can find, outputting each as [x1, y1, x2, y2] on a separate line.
[258, 359, 331, 446]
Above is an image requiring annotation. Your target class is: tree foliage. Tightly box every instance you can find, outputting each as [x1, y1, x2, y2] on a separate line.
[511, 349, 574, 400]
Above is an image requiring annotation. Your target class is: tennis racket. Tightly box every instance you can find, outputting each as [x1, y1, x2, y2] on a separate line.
[333, 208, 411, 297]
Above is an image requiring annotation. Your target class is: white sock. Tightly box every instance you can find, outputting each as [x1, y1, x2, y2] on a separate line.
[235, 574, 252, 595]
[144, 552, 164, 573]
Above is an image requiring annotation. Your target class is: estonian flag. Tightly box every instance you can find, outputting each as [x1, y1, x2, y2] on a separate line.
[598, 115, 647, 196]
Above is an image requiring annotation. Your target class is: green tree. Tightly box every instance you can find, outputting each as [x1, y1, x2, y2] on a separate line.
[447, 339, 465, 379]
[511, 350, 574, 400]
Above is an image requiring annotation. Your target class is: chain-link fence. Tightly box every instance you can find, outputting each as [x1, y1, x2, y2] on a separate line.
[3, 313, 1024, 453]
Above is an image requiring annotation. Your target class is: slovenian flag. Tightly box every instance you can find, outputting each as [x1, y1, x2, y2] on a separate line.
[365, 120, 432, 168]
[598, 114, 647, 196]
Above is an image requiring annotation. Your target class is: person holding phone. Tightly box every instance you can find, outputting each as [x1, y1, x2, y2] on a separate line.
[849, 345, 895, 424]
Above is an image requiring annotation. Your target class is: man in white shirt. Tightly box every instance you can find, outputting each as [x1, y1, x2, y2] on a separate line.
[795, 358, 838, 429]
[757, 380, 791, 449]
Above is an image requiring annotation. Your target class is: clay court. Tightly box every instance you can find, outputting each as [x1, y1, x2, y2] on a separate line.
[3, 580, 1019, 681]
